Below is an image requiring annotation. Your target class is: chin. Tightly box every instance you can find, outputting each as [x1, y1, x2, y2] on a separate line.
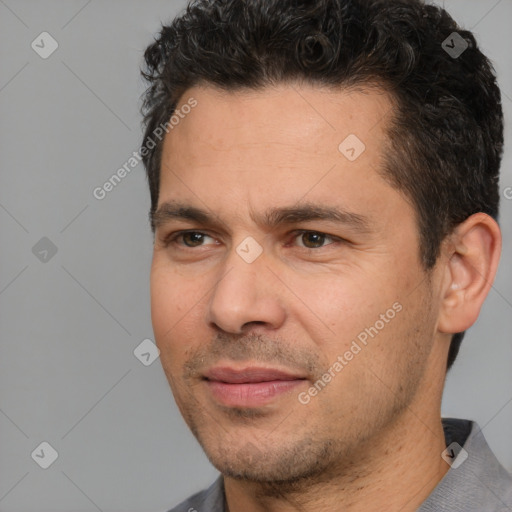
[201, 436, 337, 486]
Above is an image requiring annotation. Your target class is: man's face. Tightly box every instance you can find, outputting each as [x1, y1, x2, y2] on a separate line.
[150, 83, 443, 483]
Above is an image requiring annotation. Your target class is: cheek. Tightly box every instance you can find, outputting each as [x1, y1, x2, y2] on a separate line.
[290, 271, 393, 343]
[150, 260, 212, 375]
[150, 268, 176, 337]
[150, 263, 195, 349]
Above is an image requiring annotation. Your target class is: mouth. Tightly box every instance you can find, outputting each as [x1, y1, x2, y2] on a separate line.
[202, 366, 308, 407]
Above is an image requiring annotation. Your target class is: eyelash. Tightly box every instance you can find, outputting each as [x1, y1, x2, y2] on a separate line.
[159, 230, 342, 251]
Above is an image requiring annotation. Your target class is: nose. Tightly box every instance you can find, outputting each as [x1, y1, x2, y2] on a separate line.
[206, 245, 286, 334]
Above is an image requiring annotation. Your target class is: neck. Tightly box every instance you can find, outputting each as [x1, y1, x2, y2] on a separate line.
[223, 402, 449, 512]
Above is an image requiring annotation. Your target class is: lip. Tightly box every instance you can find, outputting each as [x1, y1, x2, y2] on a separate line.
[204, 366, 306, 383]
[203, 366, 307, 407]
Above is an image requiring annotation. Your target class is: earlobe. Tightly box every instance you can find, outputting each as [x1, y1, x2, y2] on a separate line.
[438, 213, 501, 335]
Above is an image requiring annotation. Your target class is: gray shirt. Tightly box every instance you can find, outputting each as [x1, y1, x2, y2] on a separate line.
[166, 418, 512, 511]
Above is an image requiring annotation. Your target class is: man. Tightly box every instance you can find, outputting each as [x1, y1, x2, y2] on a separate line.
[140, 0, 512, 510]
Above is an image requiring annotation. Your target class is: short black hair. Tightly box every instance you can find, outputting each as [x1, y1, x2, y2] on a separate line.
[140, 0, 504, 370]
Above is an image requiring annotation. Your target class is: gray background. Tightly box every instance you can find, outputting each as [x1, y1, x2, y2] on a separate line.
[0, 1, 510, 511]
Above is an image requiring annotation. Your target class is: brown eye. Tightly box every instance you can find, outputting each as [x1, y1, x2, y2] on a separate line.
[296, 231, 335, 249]
[180, 232, 208, 247]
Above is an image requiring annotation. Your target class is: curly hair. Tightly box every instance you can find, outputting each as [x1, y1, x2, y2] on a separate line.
[140, 0, 504, 370]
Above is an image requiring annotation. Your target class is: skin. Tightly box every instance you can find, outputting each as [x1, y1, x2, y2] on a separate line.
[150, 83, 501, 511]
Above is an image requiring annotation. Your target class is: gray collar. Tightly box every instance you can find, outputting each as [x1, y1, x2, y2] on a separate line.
[418, 418, 512, 511]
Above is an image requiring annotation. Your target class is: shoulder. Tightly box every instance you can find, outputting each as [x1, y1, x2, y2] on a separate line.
[165, 475, 225, 512]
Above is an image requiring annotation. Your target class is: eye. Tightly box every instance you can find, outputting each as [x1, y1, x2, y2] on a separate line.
[161, 231, 216, 248]
[159, 229, 341, 251]
[292, 230, 338, 249]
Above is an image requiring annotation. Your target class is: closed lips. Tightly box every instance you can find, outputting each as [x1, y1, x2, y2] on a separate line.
[203, 367, 307, 384]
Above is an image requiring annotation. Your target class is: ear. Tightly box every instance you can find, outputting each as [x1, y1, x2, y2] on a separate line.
[438, 213, 502, 335]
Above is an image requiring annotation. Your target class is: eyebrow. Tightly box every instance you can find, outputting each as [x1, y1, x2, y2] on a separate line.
[150, 200, 371, 233]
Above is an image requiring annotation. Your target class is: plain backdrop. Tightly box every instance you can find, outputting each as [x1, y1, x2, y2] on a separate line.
[0, 1, 511, 511]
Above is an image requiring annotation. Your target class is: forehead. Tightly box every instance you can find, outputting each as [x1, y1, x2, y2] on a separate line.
[156, 83, 408, 230]
[164, 82, 394, 158]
